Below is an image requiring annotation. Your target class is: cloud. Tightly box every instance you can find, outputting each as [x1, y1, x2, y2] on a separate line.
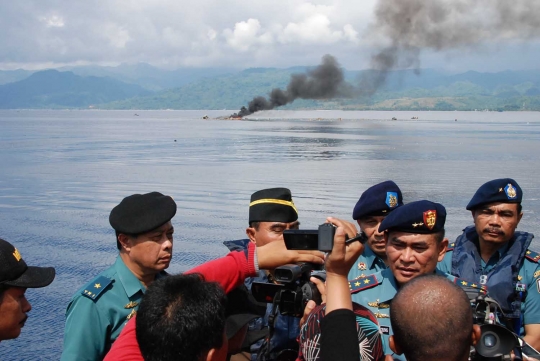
[0, 0, 538, 72]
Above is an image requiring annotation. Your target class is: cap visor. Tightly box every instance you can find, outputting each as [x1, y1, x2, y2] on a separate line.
[4, 266, 55, 288]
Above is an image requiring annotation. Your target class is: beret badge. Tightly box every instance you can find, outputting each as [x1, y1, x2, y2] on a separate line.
[386, 192, 399, 208]
[505, 183, 517, 199]
[423, 210, 437, 230]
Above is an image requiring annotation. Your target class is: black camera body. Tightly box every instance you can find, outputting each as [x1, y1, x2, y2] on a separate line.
[282, 223, 336, 252]
[252, 262, 325, 318]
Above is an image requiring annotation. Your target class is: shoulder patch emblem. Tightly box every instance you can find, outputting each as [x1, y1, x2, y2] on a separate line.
[526, 249, 540, 263]
[349, 274, 379, 294]
[82, 275, 113, 301]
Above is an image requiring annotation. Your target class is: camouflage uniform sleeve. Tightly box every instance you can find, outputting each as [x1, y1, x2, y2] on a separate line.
[61, 295, 111, 361]
[523, 262, 540, 326]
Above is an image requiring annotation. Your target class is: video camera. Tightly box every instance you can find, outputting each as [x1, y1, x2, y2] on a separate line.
[251, 223, 342, 317]
[470, 295, 540, 360]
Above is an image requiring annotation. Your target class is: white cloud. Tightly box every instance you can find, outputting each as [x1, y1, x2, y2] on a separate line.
[40, 15, 65, 28]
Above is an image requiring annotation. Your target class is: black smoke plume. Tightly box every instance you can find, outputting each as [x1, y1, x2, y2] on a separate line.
[231, 55, 353, 117]
[360, 0, 540, 95]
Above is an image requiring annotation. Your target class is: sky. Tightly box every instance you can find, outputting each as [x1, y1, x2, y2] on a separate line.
[1, 0, 539, 72]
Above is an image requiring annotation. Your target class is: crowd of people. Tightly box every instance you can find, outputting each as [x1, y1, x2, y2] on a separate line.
[0, 177, 538, 361]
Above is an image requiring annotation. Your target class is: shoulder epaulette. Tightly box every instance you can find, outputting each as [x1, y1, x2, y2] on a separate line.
[454, 277, 487, 294]
[349, 274, 380, 294]
[525, 249, 540, 263]
[81, 275, 113, 301]
[447, 242, 455, 251]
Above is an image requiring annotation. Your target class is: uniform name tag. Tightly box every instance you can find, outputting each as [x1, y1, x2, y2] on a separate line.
[380, 326, 390, 335]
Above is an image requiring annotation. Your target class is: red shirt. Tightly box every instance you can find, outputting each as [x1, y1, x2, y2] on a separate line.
[103, 243, 257, 361]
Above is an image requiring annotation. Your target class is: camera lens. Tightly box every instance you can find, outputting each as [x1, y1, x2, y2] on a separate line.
[483, 333, 497, 348]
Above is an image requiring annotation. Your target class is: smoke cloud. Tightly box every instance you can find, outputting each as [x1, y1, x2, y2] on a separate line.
[231, 54, 353, 117]
[234, 0, 540, 116]
[361, 0, 540, 94]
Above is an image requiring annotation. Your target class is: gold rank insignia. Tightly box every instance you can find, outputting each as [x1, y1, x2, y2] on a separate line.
[349, 274, 379, 294]
[368, 299, 380, 307]
[374, 312, 390, 318]
[358, 262, 367, 271]
[455, 278, 487, 293]
[534, 270, 540, 278]
[423, 210, 437, 230]
[518, 275, 523, 281]
[124, 301, 139, 309]
[12, 248, 22, 262]
[126, 309, 136, 320]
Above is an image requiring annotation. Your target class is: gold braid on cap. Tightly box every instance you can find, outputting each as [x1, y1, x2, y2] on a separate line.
[249, 198, 298, 215]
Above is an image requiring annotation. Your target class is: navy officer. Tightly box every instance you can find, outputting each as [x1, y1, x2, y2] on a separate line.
[438, 178, 540, 351]
[348, 180, 403, 280]
[350, 200, 461, 360]
[61, 192, 176, 361]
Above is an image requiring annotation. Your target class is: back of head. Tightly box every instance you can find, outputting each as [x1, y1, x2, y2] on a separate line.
[390, 275, 472, 361]
[136, 273, 226, 361]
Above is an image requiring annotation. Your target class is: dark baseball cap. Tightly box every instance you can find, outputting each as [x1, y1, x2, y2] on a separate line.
[0, 238, 55, 289]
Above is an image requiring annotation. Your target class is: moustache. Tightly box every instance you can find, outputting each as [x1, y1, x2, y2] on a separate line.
[483, 227, 505, 236]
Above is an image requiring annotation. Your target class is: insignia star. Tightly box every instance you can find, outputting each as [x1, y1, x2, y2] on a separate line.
[499, 188, 503, 192]
[355, 281, 361, 286]
[412, 223, 418, 228]
[94, 283, 101, 289]
[364, 279, 370, 284]
[518, 276, 523, 281]
[471, 284, 477, 288]
[461, 281, 467, 286]
[527, 250, 532, 255]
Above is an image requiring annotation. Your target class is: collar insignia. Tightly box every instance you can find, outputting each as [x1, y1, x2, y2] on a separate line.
[126, 309, 137, 320]
[534, 270, 540, 278]
[124, 301, 139, 309]
[358, 262, 367, 271]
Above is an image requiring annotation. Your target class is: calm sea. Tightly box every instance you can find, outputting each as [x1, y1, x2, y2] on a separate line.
[1, 109, 539, 360]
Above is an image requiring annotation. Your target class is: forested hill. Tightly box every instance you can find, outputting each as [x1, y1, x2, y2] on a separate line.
[102, 68, 540, 111]
[1, 65, 540, 110]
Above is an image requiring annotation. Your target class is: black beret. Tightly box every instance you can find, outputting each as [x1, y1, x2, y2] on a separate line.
[379, 200, 446, 234]
[109, 192, 177, 235]
[466, 178, 522, 210]
[249, 188, 298, 223]
[352, 180, 403, 220]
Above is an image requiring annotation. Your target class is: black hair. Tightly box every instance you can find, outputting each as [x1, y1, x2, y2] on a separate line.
[136, 273, 226, 361]
[249, 221, 260, 230]
[434, 229, 446, 244]
[115, 231, 140, 250]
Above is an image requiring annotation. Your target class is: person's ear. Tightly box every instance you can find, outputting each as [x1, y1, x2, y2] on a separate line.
[246, 227, 257, 244]
[471, 324, 482, 346]
[389, 335, 403, 355]
[204, 348, 214, 361]
[437, 237, 449, 262]
[117, 234, 132, 252]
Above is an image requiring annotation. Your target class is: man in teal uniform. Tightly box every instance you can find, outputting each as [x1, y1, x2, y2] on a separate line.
[350, 200, 466, 360]
[438, 178, 540, 351]
[61, 192, 176, 361]
[348, 180, 403, 280]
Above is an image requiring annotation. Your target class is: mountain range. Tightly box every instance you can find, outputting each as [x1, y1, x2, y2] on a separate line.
[0, 64, 539, 110]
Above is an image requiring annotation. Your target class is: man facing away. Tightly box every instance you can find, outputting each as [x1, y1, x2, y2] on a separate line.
[61, 191, 176, 360]
[438, 178, 540, 351]
[0, 238, 55, 343]
[348, 180, 403, 280]
[224, 187, 301, 361]
[389, 274, 481, 361]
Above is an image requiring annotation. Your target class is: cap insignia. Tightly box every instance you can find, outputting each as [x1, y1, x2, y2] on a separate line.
[412, 222, 424, 228]
[423, 210, 437, 230]
[505, 183, 517, 199]
[249, 198, 298, 214]
[358, 262, 367, 271]
[12, 248, 22, 262]
[499, 188, 504, 192]
[386, 192, 399, 208]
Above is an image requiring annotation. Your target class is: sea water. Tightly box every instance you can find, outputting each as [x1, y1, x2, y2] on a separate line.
[1, 109, 539, 360]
